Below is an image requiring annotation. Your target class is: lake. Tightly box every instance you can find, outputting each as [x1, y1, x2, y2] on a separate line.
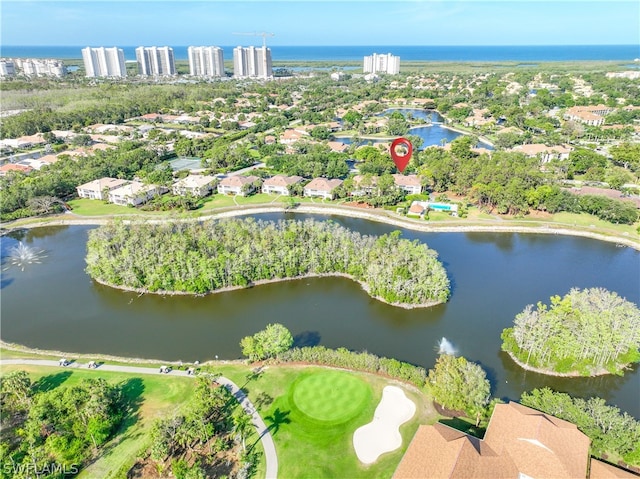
[336, 108, 494, 150]
[1, 213, 639, 417]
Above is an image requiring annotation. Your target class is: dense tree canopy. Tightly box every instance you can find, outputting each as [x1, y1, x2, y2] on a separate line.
[0, 373, 125, 479]
[240, 323, 294, 362]
[85, 218, 450, 306]
[427, 354, 491, 423]
[502, 287, 640, 375]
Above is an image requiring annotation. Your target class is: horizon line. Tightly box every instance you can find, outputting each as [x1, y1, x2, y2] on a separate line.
[3, 43, 639, 47]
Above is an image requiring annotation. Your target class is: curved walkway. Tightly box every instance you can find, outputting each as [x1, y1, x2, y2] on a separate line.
[3, 203, 638, 250]
[0, 359, 278, 479]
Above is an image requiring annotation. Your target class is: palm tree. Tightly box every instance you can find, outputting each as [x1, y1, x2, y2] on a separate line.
[232, 410, 253, 452]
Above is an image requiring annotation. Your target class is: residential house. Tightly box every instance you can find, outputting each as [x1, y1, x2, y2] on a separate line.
[172, 175, 217, 197]
[304, 178, 343, 200]
[351, 175, 379, 196]
[392, 174, 423, 194]
[511, 143, 572, 163]
[279, 129, 310, 145]
[108, 181, 164, 206]
[0, 163, 32, 176]
[262, 175, 304, 195]
[566, 186, 640, 209]
[393, 401, 591, 479]
[564, 105, 615, 126]
[327, 141, 348, 153]
[77, 177, 130, 200]
[217, 175, 260, 196]
[407, 201, 427, 217]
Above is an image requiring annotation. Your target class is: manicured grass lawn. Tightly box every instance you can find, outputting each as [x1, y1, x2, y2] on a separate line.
[216, 364, 436, 479]
[0, 364, 195, 479]
[291, 370, 371, 425]
[67, 198, 165, 216]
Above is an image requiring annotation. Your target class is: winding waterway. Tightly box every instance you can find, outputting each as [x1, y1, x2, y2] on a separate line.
[1, 213, 639, 417]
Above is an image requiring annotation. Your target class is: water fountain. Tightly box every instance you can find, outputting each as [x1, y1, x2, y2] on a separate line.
[437, 337, 456, 355]
[2, 242, 47, 271]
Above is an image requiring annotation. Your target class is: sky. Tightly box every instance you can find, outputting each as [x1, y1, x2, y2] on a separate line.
[1, 0, 638, 46]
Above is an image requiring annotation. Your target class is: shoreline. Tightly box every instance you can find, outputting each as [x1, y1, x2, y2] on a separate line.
[90, 271, 443, 310]
[504, 350, 633, 378]
[0, 339, 239, 366]
[3, 203, 639, 250]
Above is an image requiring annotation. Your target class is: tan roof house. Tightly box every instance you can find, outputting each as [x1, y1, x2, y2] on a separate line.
[172, 175, 217, 197]
[589, 459, 639, 478]
[108, 181, 164, 206]
[511, 143, 572, 163]
[407, 201, 427, 217]
[77, 177, 130, 200]
[352, 175, 379, 196]
[392, 174, 423, 194]
[280, 129, 310, 145]
[304, 178, 343, 200]
[327, 141, 348, 153]
[393, 402, 591, 479]
[217, 175, 260, 196]
[262, 175, 303, 195]
[564, 105, 614, 126]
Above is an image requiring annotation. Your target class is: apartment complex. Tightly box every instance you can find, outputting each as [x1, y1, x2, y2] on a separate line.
[82, 47, 127, 77]
[135, 46, 176, 76]
[188, 46, 225, 77]
[233, 46, 272, 79]
[363, 53, 400, 75]
[0, 58, 67, 77]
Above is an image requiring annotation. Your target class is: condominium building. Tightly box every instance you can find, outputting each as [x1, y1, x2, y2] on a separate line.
[0, 58, 66, 77]
[363, 53, 400, 75]
[135, 46, 176, 76]
[0, 60, 16, 77]
[82, 47, 127, 78]
[188, 46, 225, 77]
[233, 46, 272, 79]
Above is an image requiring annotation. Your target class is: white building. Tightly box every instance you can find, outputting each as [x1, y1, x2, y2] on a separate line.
[82, 47, 127, 78]
[135, 46, 176, 76]
[76, 177, 129, 200]
[0, 58, 66, 77]
[172, 175, 217, 197]
[188, 46, 225, 77]
[108, 181, 163, 206]
[233, 46, 272, 79]
[0, 60, 16, 77]
[363, 53, 400, 75]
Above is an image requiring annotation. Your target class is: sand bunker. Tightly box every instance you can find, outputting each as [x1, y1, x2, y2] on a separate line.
[353, 385, 416, 464]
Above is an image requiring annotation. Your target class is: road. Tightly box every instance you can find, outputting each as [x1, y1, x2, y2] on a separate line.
[0, 359, 278, 479]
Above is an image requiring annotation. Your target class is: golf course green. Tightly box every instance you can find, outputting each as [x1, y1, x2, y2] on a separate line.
[291, 370, 371, 425]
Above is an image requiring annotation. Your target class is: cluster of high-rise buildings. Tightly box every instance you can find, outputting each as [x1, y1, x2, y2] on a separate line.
[82, 47, 127, 77]
[0, 58, 67, 77]
[80, 45, 273, 79]
[232, 46, 272, 79]
[363, 53, 400, 75]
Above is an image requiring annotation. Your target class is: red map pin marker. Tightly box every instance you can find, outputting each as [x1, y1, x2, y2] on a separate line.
[390, 137, 413, 173]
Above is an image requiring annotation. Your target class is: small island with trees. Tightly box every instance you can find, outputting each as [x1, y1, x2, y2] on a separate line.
[501, 287, 640, 376]
[85, 217, 450, 307]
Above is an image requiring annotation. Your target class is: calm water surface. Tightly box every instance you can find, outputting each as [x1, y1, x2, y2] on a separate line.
[1, 214, 639, 417]
[337, 108, 494, 149]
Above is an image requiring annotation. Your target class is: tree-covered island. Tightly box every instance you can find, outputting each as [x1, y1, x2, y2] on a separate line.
[85, 218, 450, 307]
[501, 287, 640, 376]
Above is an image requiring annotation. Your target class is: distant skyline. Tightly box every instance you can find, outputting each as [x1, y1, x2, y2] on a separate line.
[1, 1, 638, 47]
